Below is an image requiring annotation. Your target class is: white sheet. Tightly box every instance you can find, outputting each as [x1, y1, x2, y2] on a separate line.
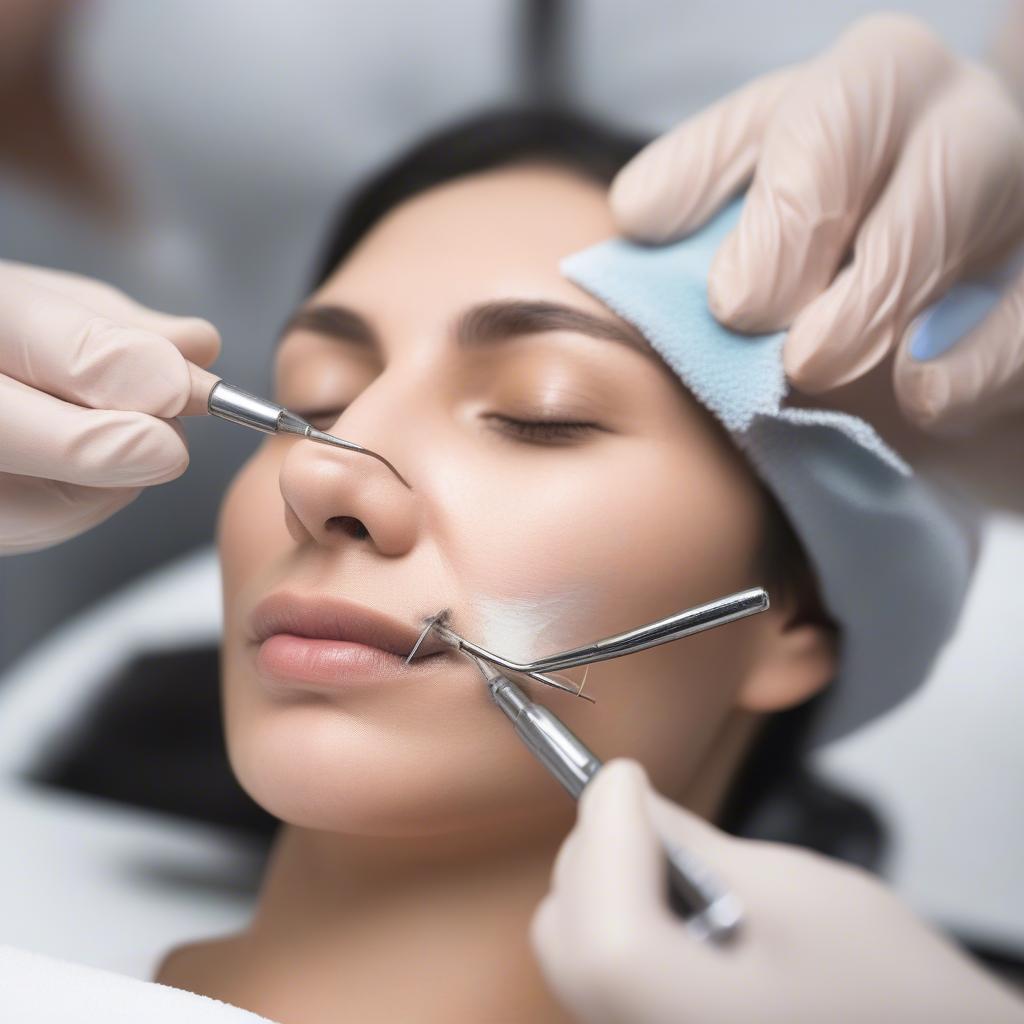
[0, 943, 273, 1023]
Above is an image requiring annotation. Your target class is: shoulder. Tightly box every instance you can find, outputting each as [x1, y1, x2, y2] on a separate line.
[153, 935, 241, 997]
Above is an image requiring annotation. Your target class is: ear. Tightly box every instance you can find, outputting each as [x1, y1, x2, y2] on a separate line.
[735, 607, 838, 714]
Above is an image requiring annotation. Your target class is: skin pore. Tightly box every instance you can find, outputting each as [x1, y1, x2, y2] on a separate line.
[156, 164, 836, 1022]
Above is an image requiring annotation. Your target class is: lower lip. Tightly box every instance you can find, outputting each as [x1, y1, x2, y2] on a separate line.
[255, 633, 442, 691]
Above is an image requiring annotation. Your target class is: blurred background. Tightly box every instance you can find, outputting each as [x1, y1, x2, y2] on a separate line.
[0, 0, 1021, 987]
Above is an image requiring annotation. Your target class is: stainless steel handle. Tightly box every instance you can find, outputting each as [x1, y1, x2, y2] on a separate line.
[489, 675, 742, 941]
[208, 380, 283, 433]
[516, 705, 602, 799]
[527, 587, 769, 673]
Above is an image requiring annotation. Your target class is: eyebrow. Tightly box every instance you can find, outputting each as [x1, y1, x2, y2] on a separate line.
[279, 300, 652, 359]
[282, 305, 377, 347]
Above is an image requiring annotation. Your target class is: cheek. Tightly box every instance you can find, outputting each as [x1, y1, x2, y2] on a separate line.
[217, 442, 290, 604]
[438, 429, 765, 796]
[217, 446, 298, 800]
[447, 431, 764, 664]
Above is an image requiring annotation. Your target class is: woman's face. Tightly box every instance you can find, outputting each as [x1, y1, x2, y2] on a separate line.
[218, 164, 781, 839]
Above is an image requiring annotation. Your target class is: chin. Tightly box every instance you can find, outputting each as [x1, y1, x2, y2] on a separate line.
[223, 690, 568, 839]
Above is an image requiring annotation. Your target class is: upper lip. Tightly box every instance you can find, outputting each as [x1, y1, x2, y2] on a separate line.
[248, 589, 449, 659]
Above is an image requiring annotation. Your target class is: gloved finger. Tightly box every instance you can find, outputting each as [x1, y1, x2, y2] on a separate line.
[645, 789, 734, 860]
[610, 68, 794, 244]
[784, 69, 1024, 392]
[0, 374, 189, 487]
[529, 893, 610, 1024]
[536, 763, 735, 1023]
[5, 261, 221, 368]
[529, 894, 560, 972]
[567, 759, 668, 932]
[894, 265, 1024, 430]
[0, 271, 205, 417]
[549, 827, 581, 895]
[551, 769, 731, 910]
[0, 473, 140, 555]
[528, 761, 669, 1024]
[180, 363, 223, 418]
[708, 14, 955, 332]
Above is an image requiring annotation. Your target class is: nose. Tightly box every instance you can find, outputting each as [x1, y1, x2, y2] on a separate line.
[279, 432, 418, 555]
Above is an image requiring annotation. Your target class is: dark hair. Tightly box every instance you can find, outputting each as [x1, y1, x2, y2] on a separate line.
[309, 108, 885, 869]
[310, 108, 643, 286]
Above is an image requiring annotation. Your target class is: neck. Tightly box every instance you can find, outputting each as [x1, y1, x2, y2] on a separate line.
[242, 803, 577, 1023]
[232, 712, 757, 1023]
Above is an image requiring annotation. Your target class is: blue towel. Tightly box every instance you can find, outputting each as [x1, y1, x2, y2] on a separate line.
[562, 201, 977, 747]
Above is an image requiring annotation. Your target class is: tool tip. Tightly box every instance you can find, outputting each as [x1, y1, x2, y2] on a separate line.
[404, 608, 453, 664]
[308, 429, 412, 489]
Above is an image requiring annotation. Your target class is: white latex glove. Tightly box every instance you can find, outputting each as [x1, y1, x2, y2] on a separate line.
[609, 13, 1024, 433]
[532, 760, 1024, 1024]
[0, 261, 221, 554]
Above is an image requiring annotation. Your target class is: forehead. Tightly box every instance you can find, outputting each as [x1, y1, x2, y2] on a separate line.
[313, 163, 621, 324]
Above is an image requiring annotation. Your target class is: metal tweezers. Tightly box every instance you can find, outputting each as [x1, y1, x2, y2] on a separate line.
[408, 588, 769, 697]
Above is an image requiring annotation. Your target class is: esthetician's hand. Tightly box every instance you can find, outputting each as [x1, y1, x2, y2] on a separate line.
[532, 760, 1024, 1024]
[0, 261, 221, 554]
[610, 13, 1024, 435]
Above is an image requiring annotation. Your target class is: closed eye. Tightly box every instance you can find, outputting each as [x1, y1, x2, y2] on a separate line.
[289, 408, 606, 445]
[482, 413, 605, 445]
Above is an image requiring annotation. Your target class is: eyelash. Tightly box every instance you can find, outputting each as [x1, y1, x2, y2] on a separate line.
[483, 413, 602, 444]
[294, 408, 345, 430]
[291, 408, 602, 445]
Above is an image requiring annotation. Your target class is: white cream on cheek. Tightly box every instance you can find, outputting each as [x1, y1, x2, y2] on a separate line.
[462, 583, 599, 664]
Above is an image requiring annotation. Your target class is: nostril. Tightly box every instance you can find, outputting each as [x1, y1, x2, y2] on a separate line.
[326, 515, 370, 540]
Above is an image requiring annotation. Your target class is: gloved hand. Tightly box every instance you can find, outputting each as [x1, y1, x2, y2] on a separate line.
[610, 13, 1024, 434]
[532, 760, 1024, 1024]
[0, 261, 221, 554]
